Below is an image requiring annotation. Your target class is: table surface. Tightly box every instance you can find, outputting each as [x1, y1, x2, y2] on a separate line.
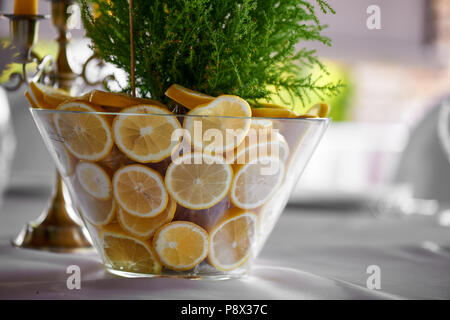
[1, 191, 449, 300]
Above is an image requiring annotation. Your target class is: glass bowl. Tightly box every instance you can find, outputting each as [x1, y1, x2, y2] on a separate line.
[30, 106, 329, 279]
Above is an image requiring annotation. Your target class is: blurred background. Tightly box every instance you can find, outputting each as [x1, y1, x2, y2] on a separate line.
[1, 0, 450, 219]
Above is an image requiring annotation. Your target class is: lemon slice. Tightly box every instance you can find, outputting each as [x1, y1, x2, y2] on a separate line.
[231, 156, 285, 209]
[183, 95, 252, 153]
[153, 221, 209, 271]
[113, 105, 181, 163]
[232, 131, 290, 164]
[165, 84, 215, 110]
[75, 178, 116, 226]
[25, 91, 39, 109]
[84, 90, 166, 109]
[256, 102, 287, 109]
[208, 209, 258, 271]
[165, 153, 233, 210]
[54, 101, 114, 161]
[299, 102, 330, 118]
[117, 197, 176, 239]
[112, 164, 168, 218]
[30, 82, 72, 109]
[101, 224, 162, 275]
[251, 107, 299, 118]
[79, 197, 116, 227]
[250, 119, 273, 130]
[76, 162, 112, 200]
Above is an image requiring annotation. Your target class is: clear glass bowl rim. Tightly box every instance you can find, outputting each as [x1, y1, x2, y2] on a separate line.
[30, 108, 331, 123]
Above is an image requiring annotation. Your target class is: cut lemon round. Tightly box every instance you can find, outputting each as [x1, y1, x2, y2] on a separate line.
[76, 182, 116, 226]
[54, 101, 113, 161]
[76, 162, 112, 200]
[153, 221, 209, 271]
[118, 197, 176, 239]
[231, 156, 285, 209]
[165, 84, 215, 110]
[250, 119, 273, 131]
[112, 164, 168, 217]
[183, 95, 252, 153]
[80, 198, 115, 226]
[113, 105, 181, 163]
[299, 102, 330, 118]
[231, 129, 290, 164]
[101, 224, 162, 275]
[165, 153, 233, 210]
[232, 135, 289, 164]
[30, 82, 72, 109]
[251, 107, 299, 118]
[208, 209, 258, 271]
[84, 90, 166, 109]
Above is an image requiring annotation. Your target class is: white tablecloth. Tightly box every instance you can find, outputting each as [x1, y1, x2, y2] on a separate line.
[1, 192, 449, 299]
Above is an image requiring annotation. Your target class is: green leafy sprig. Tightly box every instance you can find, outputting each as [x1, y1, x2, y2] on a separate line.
[79, 0, 343, 109]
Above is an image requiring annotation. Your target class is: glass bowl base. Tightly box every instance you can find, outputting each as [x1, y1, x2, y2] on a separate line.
[105, 267, 249, 280]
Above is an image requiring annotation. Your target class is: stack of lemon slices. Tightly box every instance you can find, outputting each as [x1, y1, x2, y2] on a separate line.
[25, 83, 329, 275]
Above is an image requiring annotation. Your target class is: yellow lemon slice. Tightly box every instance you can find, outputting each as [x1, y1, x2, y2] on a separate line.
[251, 107, 299, 118]
[208, 209, 258, 271]
[183, 95, 252, 153]
[101, 224, 162, 275]
[112, 164, 168, 218]
[74, 177, 116, 226]
[76, 162, 112, 200]
[153, 221, 209, 271]
[30, 82, 72, 109]
[165, 153, 233, 210]
[113, 105, 181, 163]
[231, 156, 285, 209]
[299, 102, 330, 118]
[231, 131, 290, 164]
[79, 197, 116, 227]
[84, 90, 166, 109]
[250, 119, 273, 131]
[54, 101, 114, 161]
[117, 197, 177, 239]
[165, 84, 215, 110]
[25, 91, 39, 109]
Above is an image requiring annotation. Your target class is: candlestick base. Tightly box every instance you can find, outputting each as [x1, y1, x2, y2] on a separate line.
[11, 174, 93, 253]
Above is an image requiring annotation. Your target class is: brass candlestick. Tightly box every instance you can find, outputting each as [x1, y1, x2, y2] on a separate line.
[8, 14, 41, 63]
[1, 14, 53, 91]
[50, 0, 77, 91]
[12, 173, 92, 252]
[2, 0, 111, 252]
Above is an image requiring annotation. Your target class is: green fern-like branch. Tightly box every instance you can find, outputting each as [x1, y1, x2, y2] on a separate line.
[78, 0, 342, 109]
